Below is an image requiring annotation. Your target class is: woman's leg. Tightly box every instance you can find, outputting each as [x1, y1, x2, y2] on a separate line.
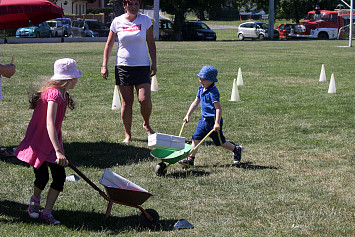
[136, 83, 154, 135]
[119, 85, 134, 142]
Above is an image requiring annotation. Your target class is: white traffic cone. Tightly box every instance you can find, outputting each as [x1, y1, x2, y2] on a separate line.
[151, 75, 159, 91]
[319, 64, 326, 82]
[112, 85, 121, 110]
[237, 67, 243, 86]
[328, 73, 336, 93]
[230, 78, 241, 101]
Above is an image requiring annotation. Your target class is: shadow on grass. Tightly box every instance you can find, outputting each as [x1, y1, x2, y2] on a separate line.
[0, 200, 177, 233]
[215, 161, 279, 170]
[2, 142, 152, 169]
[166, 169, 211, 178]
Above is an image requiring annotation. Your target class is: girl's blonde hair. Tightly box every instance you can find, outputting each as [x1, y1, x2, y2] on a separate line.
[29, 79, 75, 110]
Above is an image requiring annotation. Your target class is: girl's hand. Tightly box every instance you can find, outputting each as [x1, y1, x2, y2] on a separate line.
[56, 151, 68, 166]
[214, 123, 221, 131]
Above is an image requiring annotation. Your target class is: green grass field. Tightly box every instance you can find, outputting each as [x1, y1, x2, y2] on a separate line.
[0, 39, 354, 236]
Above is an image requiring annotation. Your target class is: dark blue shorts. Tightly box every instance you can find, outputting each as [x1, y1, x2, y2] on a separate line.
[192, 117, 226, 146]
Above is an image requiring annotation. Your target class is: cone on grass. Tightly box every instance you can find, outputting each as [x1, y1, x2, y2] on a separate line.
[151, 75, 159, 91]
[112, 85, 121, 110]
[230, 78, 241, 101]
[328, 73, 336, 93]
[237, 67, 243, 86]
[319, 64, 326, 82]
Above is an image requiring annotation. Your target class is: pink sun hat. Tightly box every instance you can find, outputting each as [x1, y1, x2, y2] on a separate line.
[51, 58, 82, 80]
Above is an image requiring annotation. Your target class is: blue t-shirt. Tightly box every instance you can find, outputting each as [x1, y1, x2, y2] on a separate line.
[196, 83, 220, 118]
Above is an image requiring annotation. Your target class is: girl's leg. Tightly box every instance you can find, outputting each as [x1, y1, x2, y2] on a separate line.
[119, 85, 134, 142]
[42, 188, 60, 213]
[40, 163, 65, 225]
[30, 164, 50, 218]
[135, 83, 154, 135]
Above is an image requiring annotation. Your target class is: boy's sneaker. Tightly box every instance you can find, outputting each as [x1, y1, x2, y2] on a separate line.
[179, 157, 194, 168]
[233, 145, 243, 164]
[28, 197, 40, 219]
[40, 213, 60, 225]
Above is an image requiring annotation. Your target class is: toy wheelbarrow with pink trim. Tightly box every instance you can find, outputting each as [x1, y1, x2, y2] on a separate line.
[150, 121, 214, 176]
[68, 163, 159, 228]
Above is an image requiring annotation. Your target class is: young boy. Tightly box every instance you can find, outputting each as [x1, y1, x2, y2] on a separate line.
[180, 65, 242, 167]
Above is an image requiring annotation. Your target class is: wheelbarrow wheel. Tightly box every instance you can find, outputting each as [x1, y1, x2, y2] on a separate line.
[155, 162, 167, 176]
[140, 208, 159, 228]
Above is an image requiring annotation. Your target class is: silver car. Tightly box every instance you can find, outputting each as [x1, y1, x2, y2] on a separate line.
[237, 21, 268, 40]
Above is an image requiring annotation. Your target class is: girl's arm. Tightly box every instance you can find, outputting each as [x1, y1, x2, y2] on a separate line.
[47, 101, 67, 166]
[146, 25, 157, 76]
[101, 30, 117, 79]
[184, 98, 200, 123]
[214, 101, 222, 131]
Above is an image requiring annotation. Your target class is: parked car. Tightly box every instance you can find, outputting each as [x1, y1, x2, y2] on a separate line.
[151, 18, 174, 40]
[47, 20, 64, 37]
[275, 23, 295, 39]
[182, 21, 216, 41]
[54, 18, 72, 37]
[16, 21, 51, 38]
[71, 19, 109, 37]
[237, 21, 279, 40]
[159, 19, 174, 40]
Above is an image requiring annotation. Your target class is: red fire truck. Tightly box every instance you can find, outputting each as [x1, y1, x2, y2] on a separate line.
[289, 6, 355, 39]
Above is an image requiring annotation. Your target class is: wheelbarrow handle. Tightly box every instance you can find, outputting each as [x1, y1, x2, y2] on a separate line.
[178, 121, 187, 137]
[189, 129, 214, 154]
[67, 163, 108, 200]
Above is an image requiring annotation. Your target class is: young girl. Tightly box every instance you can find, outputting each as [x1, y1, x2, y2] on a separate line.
[15, 58, 81, 225]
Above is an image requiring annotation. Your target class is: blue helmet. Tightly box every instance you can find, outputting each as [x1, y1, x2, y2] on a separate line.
[197, 65, 218, 82]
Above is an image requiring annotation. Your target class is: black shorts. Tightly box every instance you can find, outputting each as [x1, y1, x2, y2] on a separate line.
[115, 66, 151, 86]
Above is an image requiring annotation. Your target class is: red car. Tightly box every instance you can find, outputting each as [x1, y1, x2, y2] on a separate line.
[275, 23, 295, 39]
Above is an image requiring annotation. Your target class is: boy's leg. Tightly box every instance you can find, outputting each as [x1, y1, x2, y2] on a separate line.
[220, 141, 235, 151]
[179, 139, 199, 167]
[221, 141, 243, 164]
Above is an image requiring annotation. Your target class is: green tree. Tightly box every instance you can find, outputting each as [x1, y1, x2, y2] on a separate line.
[144, 0, 239, 40]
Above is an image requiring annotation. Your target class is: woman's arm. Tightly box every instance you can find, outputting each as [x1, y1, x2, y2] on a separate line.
[101, 30, 117, 79]
[146, 26, 157, 76]
[47, 101, 67, 166]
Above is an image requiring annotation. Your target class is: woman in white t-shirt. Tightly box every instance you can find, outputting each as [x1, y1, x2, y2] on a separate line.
[101, 0, 156, 143]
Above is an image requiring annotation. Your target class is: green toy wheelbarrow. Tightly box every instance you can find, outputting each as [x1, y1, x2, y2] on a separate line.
[151, 121, 214, 176]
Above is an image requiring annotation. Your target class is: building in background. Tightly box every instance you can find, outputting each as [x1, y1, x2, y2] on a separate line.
[53, 0, 88, 15]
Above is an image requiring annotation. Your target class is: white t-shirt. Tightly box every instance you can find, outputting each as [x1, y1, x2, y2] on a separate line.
[110, 13, 152, 67]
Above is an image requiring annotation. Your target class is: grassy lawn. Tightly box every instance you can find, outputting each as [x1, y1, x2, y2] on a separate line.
[0, 40, 354, 236]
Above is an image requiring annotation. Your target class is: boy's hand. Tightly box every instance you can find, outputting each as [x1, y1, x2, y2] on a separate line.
[184, 116, 189, 123]
[214, 124, 221, 131]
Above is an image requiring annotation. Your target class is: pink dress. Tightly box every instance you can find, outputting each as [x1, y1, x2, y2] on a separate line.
[15, 88, 68, 168]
